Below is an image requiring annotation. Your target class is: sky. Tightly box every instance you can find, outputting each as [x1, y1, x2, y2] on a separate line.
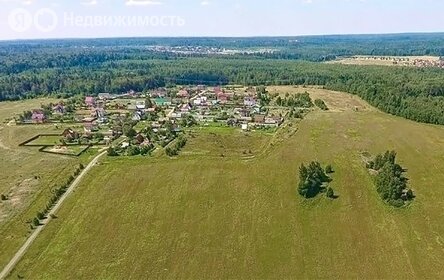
[1, 0, 444, 40]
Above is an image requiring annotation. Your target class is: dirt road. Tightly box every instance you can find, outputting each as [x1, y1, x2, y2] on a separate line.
[0, 151, 107, 279]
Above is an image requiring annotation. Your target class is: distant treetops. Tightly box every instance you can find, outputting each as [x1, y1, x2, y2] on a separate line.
[298, 161, 336, 199]
[367, 150, 414, 207]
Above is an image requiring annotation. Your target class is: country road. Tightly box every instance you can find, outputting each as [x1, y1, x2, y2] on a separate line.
[0, 151, 107, 280]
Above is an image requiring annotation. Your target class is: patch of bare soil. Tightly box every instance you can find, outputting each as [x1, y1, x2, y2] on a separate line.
[49, 146, 68, 153]
[0, 177, 39, 223]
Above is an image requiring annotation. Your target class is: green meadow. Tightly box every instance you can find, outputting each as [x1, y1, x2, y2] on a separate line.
[5, 88, 444, 279]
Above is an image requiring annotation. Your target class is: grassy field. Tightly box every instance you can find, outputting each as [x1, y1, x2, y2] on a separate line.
[6, 88, 444, 279]
[0, 99, 86, 272]
[327, 55, 440, 66]
[182, 126, 273, 158]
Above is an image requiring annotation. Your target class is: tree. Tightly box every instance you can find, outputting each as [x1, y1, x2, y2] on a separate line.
[298, 162, 331, 198]
[107, 147, 118, 156]
[124, 128, 137, 138]
[37, 211, 45, 220]
[1, 194, 7, 201]
[33, 217, 40, 227]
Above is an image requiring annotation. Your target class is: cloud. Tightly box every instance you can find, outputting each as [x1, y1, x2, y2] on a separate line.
[125, 0, 163, 6]
[81, 0, 98, 6]
[201, 0, 210, 6]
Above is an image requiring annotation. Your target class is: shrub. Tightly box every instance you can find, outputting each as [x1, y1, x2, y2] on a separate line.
[325, 165, 334, 174]
[314, 99, 329, 110]
[37, 211, 45, 220]
[1, 194, 7, 201]
[107, 147, 119, 156]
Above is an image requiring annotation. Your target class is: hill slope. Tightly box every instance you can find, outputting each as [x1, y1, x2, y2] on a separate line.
[8, 88, 444, 279]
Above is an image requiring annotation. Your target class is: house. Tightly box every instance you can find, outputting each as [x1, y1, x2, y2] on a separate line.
[98, 93, 112, 100]
[52, 103, 65, 114]
[193, 96, 208, 106]
[85, 96, 96, 108]
[170, 112, 182, 119]
[135, 134, 146, 145]
[265, 116, 284, 127]
[151, 88, 167, 98]
[238, 108, 251, 118]
[32, 111, 46, 123]
[136, 101, 146, 110]
[253, 114, 266, 124]
[244, 96, 257, 107]
[132, 111, 143, 121]
[62, 128, 79, 141]
[180, 103, 192, 113]
[177, 89, 190, 98]
[217, 93, 228, 103]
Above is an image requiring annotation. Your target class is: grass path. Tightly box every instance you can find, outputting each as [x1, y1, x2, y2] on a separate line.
[0, 150, 107, 280]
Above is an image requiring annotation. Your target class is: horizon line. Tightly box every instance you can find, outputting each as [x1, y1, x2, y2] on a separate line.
[1, 31, 444, 43]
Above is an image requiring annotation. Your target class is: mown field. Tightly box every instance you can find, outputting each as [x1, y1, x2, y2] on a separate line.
[0, 99, 87, 271]
[327, 55, 440, 66]
[6, 88, 444, 279]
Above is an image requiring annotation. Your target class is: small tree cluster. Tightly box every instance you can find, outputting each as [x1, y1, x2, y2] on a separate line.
[276, 92, 313, 108]
[314, 99, 329, 111]
[298, 162, 334, 199]
[288, 108, 304, 119]
[31, 164, 83, 228]
[181, 115, 197, 127]
[368, 151, 414, 207]
[165, 136, 187, 157]
[108, 144, 153, 157]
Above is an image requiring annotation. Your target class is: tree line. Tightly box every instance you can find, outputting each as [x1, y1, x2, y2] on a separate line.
[1, 51, 444, 125]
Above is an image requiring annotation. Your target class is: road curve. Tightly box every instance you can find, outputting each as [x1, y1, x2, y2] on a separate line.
[0, 151, 107, 280]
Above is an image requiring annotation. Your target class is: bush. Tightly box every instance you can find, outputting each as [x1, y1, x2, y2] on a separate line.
[33, 217, 40, 227]
[325, 165, 334, 174]
[1, 194, 7, 201]
[107, 147, 119, 156]
[37, 211, 45, 220]
[314, 99, 329, 110]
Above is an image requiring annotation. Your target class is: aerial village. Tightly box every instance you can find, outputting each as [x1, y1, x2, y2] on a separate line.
[14, 86, 294, 157]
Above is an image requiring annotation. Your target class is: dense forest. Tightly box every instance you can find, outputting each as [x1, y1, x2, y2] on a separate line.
[1, 34, 444, 125]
